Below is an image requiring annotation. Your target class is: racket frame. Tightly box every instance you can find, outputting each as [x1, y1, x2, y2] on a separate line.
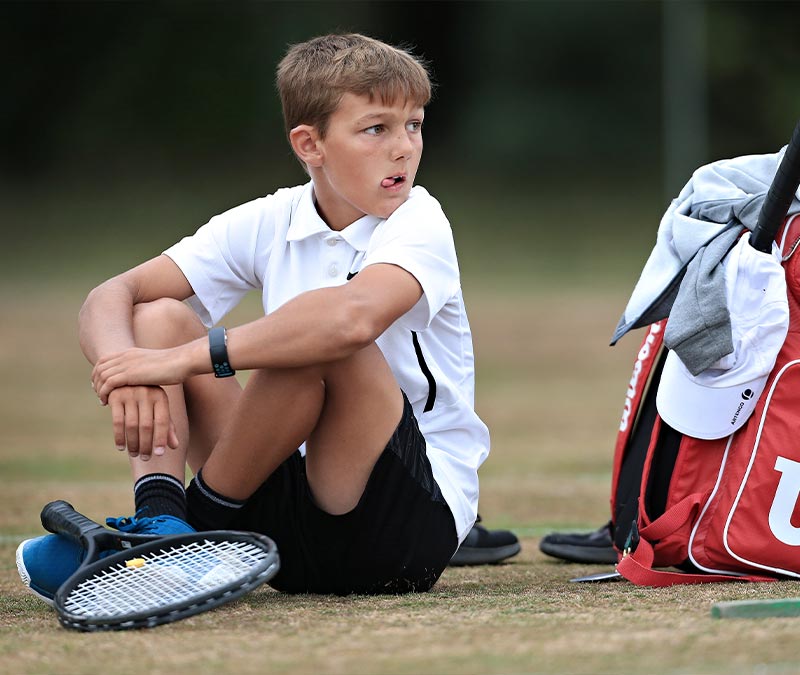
[40, 501, 279, 632]
[54, 530, 279, 631]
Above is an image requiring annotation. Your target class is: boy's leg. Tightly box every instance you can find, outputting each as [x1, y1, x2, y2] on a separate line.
[130, 298, 401, 519]
[124, 299, 242, 521]
[129, 299, 243, 475]
[15, 298, 240, 603]
[194, 343, 456, 594]
[133, 301, 449, 592]
[199, 341, 404, 516]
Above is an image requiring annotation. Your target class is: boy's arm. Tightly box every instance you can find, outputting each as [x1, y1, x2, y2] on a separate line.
[79, 255, 195, 364]
[226, 262, 422, 367]
[91, 262, 422, 401]
[80, 255, 196, 458]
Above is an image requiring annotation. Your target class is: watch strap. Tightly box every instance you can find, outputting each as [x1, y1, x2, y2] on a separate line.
[208, 326, 235, 378]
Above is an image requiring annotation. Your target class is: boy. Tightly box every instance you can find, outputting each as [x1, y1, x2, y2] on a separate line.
[18, 33, 492, 598]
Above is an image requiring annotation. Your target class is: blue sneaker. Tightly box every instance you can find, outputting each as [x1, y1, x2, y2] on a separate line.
[105, 513, 195, 536]
[16, 535, 85, 606]
[16, 513, 195, 604]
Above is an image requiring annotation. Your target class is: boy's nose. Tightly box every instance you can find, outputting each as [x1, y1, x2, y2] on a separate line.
[393, 131, 415, 159]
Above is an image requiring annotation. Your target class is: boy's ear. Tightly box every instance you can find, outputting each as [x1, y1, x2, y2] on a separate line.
[289, 125, 324, 168]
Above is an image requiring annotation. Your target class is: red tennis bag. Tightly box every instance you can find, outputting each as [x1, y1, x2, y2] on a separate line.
[611, 215, 800, 586]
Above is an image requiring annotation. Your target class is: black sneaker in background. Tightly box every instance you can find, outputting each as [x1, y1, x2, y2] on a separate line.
[538, 521, 618, 564]
[449, 515, 521, 566]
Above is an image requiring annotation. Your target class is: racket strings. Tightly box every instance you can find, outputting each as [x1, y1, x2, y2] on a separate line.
[63, 539, 271, 618]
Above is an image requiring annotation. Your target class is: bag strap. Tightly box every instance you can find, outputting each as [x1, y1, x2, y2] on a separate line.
[616, 493, 777, 586]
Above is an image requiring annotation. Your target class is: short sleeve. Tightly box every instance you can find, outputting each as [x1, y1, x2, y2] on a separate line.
[163, 195, 279, 327]
[363, 187, 460, 331]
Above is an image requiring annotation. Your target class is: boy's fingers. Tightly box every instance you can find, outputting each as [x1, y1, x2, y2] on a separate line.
[137, 400, 154, 462]
[111, 401, 126, 451]
[124, 401, 140, 458]
[97, 373, 122, 404]
[152, 399, 171, 456]
[91, 361, 110, 396]
[168, 422, 180, 450]
[95, 361, 132, 403]
[106, 386, 171, 458]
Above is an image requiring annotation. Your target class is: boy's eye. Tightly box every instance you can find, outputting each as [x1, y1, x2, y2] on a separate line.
[364, 125, 385, 136]
[407, 121, 423, 133]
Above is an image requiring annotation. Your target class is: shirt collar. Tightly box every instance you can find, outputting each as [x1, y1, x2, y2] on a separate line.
[286, 182, 381, 252]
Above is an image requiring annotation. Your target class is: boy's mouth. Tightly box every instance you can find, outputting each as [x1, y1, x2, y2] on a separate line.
[381, 175, 406, 188]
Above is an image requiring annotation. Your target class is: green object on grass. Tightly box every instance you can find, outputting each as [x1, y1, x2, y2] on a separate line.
[711, 598, 800, 619]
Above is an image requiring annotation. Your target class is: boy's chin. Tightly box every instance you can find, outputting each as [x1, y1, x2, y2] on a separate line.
[372, 192, 412, 219]
[371, 204, 403, 220]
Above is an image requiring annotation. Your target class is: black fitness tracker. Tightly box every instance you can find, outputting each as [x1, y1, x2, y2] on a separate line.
[208, 326, 235, 378]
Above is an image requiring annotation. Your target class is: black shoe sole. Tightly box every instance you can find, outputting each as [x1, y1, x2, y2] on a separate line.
[449, 542, 521, 566]
[538, 540, 618, 565]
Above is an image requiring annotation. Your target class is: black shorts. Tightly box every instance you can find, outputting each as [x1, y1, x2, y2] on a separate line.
[231, 393, 458, 595]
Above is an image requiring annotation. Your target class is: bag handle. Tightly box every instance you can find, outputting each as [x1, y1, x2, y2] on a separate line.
[617, 539, 776, 586]
[617, 493, 777, 586]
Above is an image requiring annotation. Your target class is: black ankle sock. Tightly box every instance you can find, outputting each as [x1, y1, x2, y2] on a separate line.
[134, 473, 187, 520]
[186, 468, 246, 531]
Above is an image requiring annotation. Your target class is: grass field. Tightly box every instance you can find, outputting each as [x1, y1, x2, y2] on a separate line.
[4, 178, 800, 674]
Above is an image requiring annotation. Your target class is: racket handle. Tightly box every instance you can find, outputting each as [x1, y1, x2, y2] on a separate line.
[41, 500, 106, 544]
[750, 120, 800, 253]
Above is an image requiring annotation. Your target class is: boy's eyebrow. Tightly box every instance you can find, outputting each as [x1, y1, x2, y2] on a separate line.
[355, 113, 388, 123]
[354, 108, 425, 125]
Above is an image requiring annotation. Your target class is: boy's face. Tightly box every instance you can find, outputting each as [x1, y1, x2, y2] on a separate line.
[310, 92, 424, 228]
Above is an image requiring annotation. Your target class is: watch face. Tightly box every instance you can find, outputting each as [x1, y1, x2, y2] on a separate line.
[213, 362, 235, 377]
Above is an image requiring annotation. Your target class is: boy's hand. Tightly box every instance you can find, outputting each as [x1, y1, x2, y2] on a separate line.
[92, 345, 200, 404]
[107, 385, 180, 460]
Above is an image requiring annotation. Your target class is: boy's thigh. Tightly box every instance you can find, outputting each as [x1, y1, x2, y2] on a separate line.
[234, 394, 458, 595]
[305, 341, 405, 515]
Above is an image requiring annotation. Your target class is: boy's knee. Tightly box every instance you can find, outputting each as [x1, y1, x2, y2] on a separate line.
[133, 298, 205, 347]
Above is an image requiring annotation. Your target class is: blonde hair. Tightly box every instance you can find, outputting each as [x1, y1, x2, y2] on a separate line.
[276, 33, 432, 139]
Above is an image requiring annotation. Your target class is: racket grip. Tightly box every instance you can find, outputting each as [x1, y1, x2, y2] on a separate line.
[41, 500, 105, 543]
[750, 120, 800, 253]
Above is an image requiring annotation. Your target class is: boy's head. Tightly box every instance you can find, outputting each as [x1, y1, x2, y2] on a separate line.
[276, 33, 432, 141]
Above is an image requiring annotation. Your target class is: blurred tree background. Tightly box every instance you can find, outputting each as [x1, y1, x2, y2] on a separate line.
[1, 0, 798, 286]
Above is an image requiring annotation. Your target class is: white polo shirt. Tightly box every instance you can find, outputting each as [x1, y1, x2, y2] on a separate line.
[164, 182, 490, 542]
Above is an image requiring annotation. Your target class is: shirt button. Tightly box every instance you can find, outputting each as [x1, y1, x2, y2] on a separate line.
[328, 263, 339, 277]
[327, 238, 339, 247]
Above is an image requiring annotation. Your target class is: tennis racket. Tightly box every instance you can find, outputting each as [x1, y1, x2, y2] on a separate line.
[749, 119, 800, 253]
[41, 500, 280, 632]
